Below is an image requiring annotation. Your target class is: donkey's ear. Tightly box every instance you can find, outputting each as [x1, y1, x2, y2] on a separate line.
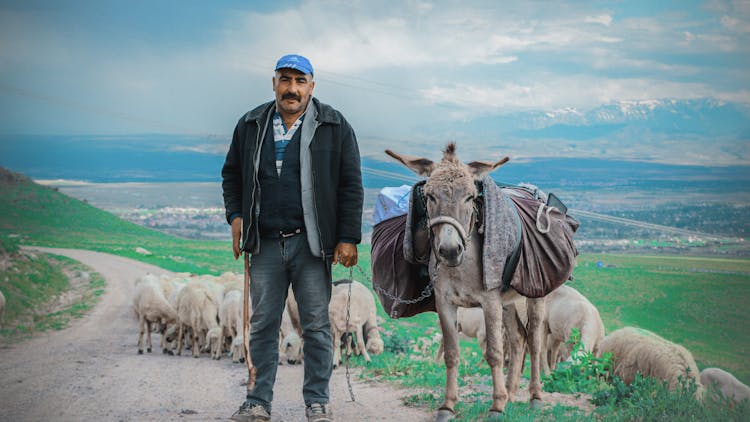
[385, 149, 436, 177]
[466, 156, 510, 178]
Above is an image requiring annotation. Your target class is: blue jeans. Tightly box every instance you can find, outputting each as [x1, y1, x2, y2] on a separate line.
[246, 233, 333, 411]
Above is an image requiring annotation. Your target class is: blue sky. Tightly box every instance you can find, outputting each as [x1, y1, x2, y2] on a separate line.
[1, 0, 748, 164]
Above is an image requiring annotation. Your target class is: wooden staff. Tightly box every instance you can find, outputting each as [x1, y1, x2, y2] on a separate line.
[243, 252, 257, 391]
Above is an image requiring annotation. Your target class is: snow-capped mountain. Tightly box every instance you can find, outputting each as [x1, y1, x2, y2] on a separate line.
[393, 98, 750, 165]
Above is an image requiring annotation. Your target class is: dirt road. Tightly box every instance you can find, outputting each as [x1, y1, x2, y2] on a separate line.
[0, 248, 431, 422]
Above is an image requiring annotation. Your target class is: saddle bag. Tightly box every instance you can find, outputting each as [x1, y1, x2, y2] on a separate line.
[504, 188, 579, 298]
[371, 214, 436, 318]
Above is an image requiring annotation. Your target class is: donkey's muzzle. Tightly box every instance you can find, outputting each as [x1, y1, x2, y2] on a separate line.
[438, 242, 464, 267]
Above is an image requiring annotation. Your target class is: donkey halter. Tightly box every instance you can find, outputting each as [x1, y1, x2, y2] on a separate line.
[425, 195, 479, 251]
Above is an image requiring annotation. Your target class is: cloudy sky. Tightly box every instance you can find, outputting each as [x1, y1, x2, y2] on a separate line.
[1, 0, 748, 162]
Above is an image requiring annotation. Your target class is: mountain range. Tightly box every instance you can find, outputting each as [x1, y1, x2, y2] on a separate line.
[1, 98, 748, 185]
[382, 98, 749, 166]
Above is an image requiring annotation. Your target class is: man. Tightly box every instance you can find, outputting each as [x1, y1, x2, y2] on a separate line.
[222, 54, 363, 422]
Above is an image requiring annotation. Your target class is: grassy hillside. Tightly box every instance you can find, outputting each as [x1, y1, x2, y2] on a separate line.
[0, 169, 244, 276]
[0, 234, 106, 338]
[570, 254, 749, 383]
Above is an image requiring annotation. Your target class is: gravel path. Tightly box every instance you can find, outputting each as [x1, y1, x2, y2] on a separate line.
[0, 247, 431, 422]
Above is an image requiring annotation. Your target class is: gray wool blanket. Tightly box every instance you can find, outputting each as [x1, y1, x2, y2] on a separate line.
[403, 176, 520, 291]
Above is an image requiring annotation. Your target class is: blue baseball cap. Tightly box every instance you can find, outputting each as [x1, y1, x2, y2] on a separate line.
[275, 54, 314, 76]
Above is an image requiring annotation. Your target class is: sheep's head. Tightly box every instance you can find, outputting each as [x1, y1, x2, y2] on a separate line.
[231, 335, 245, 363]
[283, 332, 303, 364]
[164, 324, 179, 342]
[366, 330, 385, 355]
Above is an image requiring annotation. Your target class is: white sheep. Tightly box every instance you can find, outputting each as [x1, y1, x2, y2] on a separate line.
[174, 281, 221, 358]
[599, 327, 703, 393]
[279, 302, 303, 364]
[231, 334, 245, 363]
[541, 284, 605, 373]
[329, 280, 383, 367]
[435, 307, 486, 362]
[700, 367, 750, 404]
[162, 279, 189, 354]
[217, 271, 243, 292]
[132, 276, 178, 354]
[218, 289, 243, 361]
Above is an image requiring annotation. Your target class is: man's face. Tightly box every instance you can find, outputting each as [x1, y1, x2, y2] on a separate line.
[273, 68, 315, 117]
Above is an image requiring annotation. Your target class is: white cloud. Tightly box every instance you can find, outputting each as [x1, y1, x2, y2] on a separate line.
[419, 76, 741, 113]
[218, 3, 628, 74]
[0, 1, 747, 139]
[721, 15, 750, 33]
[585, 14, 613, 26]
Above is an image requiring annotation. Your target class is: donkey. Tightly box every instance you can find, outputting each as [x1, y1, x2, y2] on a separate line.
[387, 144, 546, 420]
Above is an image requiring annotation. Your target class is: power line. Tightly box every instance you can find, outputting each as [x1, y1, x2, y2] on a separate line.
[360, 164, 724, 240]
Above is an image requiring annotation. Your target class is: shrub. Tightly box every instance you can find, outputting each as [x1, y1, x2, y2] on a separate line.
[383, 330, 411, 355]
[543, 328, 613, 394]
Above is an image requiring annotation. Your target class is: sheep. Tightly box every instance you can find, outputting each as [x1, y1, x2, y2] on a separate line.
[217, 271, 243, 292]
[541, 284, 605, 373]
[163, 279, 189, 354]
[218, 289, 243, 361]
[700, 367, 750, 404]
[132, 277, 178, 354]
[435, 307, 486, 362]
[279, 303, 303, 364]
[363, 307, 384, 357]
[174, 281, 221, 358]
[328, 280, 382, 367]
[599, 327, 703, 393]
[231, 334, 245, 363]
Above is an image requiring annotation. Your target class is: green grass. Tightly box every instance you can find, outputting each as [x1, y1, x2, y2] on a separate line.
[2, 168, 749, 419]
[571, 254, 750, 384]
[0, 171, 244, 276]
[0, 233, 107, 338]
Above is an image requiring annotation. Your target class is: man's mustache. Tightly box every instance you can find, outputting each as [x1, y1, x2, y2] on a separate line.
[282, 93, 301, 101]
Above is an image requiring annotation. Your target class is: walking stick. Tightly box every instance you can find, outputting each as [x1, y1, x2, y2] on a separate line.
[243, 252, 257, 391]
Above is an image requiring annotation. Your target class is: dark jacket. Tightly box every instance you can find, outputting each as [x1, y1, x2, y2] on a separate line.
[221, 97, 363, 258]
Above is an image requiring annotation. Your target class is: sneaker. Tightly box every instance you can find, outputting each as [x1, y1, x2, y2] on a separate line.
[230, 401, 271, 422]
[305, 403, 333, 422]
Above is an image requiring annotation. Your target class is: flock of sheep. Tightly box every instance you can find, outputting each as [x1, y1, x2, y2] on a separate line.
[131, 271, 749, 405]
[448, 283, 750, 404]
[131, 272, 384, 368]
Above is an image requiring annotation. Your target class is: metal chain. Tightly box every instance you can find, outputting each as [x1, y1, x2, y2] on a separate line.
[355, 264, 434, 306]
[343, 266, 356, 402]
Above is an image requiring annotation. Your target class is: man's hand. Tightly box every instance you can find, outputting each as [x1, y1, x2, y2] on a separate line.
[231, 217, 243, 260]
[333, 242, 357, 268]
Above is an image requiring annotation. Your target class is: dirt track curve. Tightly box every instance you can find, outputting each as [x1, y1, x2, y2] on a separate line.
[0, 247, 431, 422]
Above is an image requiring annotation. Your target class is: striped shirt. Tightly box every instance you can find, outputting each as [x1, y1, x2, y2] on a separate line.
[272, 112, 305, 175]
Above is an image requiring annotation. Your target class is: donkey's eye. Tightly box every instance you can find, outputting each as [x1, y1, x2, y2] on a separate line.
[425, 193, 436, 203]
[465, 195, 475, 203]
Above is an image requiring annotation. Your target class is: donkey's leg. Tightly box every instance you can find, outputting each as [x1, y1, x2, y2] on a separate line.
[526, 298, 546, 404]
[434, 338, 444, 363]
[436, 297, 460, 420]
[483, 299, 509, 414]
[502, 302, 527, 398]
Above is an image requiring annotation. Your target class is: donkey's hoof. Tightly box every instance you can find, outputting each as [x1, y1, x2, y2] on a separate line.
[137, 349, 143, 355]
[147, 348, 152, 353]
[435, 409, 455, 422]
[530, 398, 543, 409]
